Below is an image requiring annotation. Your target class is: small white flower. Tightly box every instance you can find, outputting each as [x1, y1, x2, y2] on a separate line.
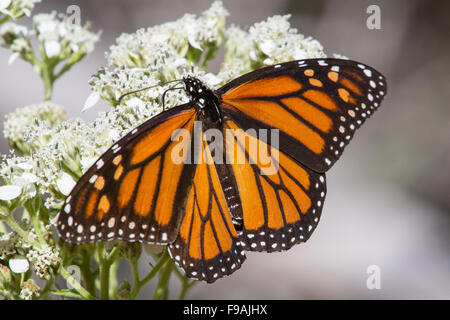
[22, 8, 31, 17]
[8, 52, 19, 64]
[27, 245, 61, 279]
[19, 172, 38, 184]
[0, 22, 29, 40]
[33, 11, 100, 56]
[187, 24, 202, 50]
[0, 0, 11, 10]
[56, 172, 76, 196]
[80, 156, 96, 173]
[0, 0, 40, 20]
[16, 162, 33, 170]
[44, 40, 61, 58]
[19, 279, 40, 300]
[333, 53, 348, 60]
[246, 14, 327, 66]
[263, 57, 274, 65]
[202, 73, 222, 87]
[82, 91, 100, 112]
[9, 256, 29, 273]
[3, 101, 67, 154]
[259, 39, 276, 56]
[0, 185, 22, 200]
[124, 97, 145, 108]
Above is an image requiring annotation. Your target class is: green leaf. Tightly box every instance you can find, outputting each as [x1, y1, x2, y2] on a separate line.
[51, 289, 84, 299]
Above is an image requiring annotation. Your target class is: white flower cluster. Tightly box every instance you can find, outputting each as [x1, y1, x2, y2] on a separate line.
[87, 66, 162, 106]
[0, 10, 100, 67]
[0, 0, 40, 21]
[88, 1, 228, 110]
[0, 229, 34, 260]
[221, 15, 326, 78]
[249, 15, 326, 63]
[88, 2, 333, 115]
[107, 1, 228, 69]
[19, 279, 39, 300]
[0, 155, 39, 201]
[3, 102, 66, 154]
[7, 115, 97, 207]
[26, 244, 60, 279]
[0, 21, 32, 64]
[33, 11, 100, 58]
[2, 99, 194, 210]
[1, 102, 69, 205]
[0, 232, 20, 260]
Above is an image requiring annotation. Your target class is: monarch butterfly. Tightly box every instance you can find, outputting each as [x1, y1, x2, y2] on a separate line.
[57, 58, 387, 283]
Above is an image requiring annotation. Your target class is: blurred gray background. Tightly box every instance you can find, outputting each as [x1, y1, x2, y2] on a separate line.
[1, 0, 449, 299]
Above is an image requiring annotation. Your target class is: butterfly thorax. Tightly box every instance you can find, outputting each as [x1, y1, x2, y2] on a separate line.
[183, 76, 222, 124]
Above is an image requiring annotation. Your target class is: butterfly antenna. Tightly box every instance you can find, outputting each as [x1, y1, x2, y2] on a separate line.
[117, 79, 184, 105]
[161, 85, 185, 112]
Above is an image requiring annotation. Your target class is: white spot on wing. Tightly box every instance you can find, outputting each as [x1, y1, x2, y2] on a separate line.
[64, 204, 71, 214]
[364, 69, 372, 77]
[96, 159, 104, 169]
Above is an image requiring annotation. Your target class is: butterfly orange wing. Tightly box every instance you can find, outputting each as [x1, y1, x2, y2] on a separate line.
[223, 120, 326, 252]
[57, 105, 197, 244]
[168, 128, 245, 283]
[218, 58, 387, 172]
[215, 58, 387, 252]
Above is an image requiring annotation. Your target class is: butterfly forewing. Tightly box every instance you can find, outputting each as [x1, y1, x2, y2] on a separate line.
[57, 105, 197, 244]
[218, 58, 387, 172]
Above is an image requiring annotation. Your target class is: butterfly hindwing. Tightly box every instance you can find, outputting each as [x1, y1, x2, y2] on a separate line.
[57, 105, 197, 244]
[169, 129, 245, 283]
[224, 120, 326, 252]
[218, 58, 387, 172]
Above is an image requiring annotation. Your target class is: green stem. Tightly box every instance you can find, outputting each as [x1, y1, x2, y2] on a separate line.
[0, 288, 12, 300]
[98, 244, 119, 300]
[80, 252, 96, 296]
[0, 15, 10, 25]
[98, 243, 109, 300]
[129, 250, 170, 300]
[130, 259, 140, 296]
[200, 45, 219, 70]
[40, 277, 55, 298]
[54, 53, 86, 80]
[174, 267, 197, 300]
[41, 64, 54, 101]
[4, 215, 40, 247]
[59, 267, 95, 300]
[153, 258, 173, 300]
[5, 208, 93, 300]
[27, 206, 46, 245]
[0, 221, 6, 233]
[109, 259, 119, 299]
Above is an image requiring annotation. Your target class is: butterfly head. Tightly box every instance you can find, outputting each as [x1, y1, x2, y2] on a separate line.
[183, 75, 222, 123]
[183, 76, 212, 107]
